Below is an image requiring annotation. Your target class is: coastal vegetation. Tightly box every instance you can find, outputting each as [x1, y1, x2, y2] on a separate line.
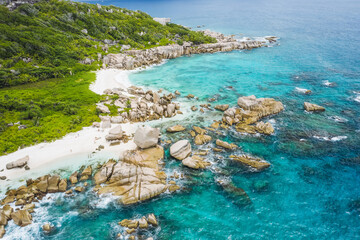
[0, 71, 100, 154]
[0, 0, 215, 87]
[0, 0, 216, 155]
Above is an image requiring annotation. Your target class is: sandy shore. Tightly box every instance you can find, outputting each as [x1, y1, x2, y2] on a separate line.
[90, 69, 133, 94]
[0, 67, 192, 191]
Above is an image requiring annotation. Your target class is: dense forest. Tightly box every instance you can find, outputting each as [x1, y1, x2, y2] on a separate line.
[0, 0, 215, 87]
[0, 0, 216, 155]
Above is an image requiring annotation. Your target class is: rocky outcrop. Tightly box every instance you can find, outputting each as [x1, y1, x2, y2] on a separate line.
[218, 96, 283, 135]
[230, 155, 270, 171]
[170, 140, 191, 160]
[166, 125, 186, 133]
[95, 145, 168, 205]
[105, 125, 123, 141]
[304, 102, 325, 112]
[134, 125, 160, 149]
[104, 37, 272, 70]
[182, 155, 211, 169]
[236, 96, 284, 123]
[6, 155, 29, 170]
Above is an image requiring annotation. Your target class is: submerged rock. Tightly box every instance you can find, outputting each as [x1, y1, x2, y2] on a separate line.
[170, 140, 191, 160]
[217, 179, 252, 206]
[134, 125, 160, 149]
[304, 102, 325, 112]
[230, 155, 270, 171]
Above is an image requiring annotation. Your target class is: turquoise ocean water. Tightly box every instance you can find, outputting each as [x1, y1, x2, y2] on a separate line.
[5, 0, 360, 239]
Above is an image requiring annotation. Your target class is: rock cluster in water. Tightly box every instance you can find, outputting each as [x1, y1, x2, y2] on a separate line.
[94, 126, 180, 205]
[211, 95, 284, 135]
[103, 31, 276, 70]
[0, 174, 70, 236]
[94, 86, 181, 128]
[118, 213, 158, 239]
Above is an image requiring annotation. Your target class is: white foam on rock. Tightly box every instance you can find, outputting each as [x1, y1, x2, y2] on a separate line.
[313, 135, 348, 142]
[295, 87, 311, 93]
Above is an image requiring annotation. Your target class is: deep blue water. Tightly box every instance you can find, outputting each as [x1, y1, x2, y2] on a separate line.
[6, 0, 360, 239]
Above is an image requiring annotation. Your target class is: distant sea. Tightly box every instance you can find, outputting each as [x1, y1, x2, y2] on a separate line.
[8, 0, 360, 239]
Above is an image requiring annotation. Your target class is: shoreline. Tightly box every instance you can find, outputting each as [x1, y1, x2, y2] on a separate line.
[0, 32, 276, 190]
[0, 65, 193, 191]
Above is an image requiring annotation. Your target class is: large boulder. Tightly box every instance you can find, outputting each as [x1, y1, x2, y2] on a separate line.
[11, 210, 32, 227]
[58, 179, 67, 192]
[105, 125, 123, 141]
[170, 140, 191, 160]
[182, 156, 211, 169]
[2, 205, 13, 219]
[47, 175, 60, 193]
[134, 125, 160, 149]
[95, 146, 168, 205]
[304, 102, 325, 112]
[6, 155, 29, 170]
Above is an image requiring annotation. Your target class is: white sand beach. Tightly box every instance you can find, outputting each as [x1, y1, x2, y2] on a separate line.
[0, 67, 192, 191]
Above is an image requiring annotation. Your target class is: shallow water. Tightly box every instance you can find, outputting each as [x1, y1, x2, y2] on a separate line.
[5, 0, 360, 239]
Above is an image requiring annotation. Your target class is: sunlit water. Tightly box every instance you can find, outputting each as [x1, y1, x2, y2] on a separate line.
[4, 0, 360, 239]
